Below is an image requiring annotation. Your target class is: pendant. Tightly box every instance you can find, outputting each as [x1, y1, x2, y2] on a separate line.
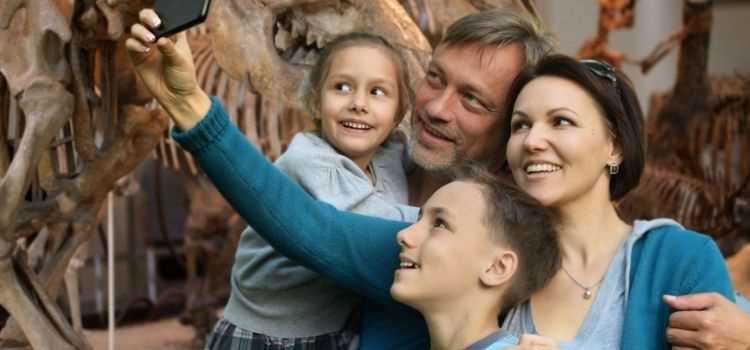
[583, 288, 592, 299]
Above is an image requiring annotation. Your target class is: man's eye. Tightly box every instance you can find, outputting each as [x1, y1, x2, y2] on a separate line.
[462, 93, 485, 110]
[335, 83, 352, 92]
[426, 72, 443, 86]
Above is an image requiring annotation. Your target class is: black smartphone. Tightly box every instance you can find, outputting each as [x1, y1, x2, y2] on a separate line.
[151, 0, 211, 39]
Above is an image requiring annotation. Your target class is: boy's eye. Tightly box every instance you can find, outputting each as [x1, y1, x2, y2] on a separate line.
[335, 83, 352, 92]
[432, 218, 447, 229]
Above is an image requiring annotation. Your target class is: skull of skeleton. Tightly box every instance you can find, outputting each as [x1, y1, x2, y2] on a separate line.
[206, 0, 432, 107]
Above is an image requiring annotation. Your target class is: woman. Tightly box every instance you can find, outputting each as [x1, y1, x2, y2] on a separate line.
[498, 54, 733, 349]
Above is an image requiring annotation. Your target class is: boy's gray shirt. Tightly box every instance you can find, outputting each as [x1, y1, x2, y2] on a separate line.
[223, 130, 418, 337]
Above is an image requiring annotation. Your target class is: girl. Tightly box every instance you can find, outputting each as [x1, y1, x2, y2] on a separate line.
[207, 32, 419, 349]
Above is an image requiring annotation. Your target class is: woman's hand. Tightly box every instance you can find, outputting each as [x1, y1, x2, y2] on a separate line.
[506, 334, 560, 349]
[125, 8, 210, 131]
[664, 293, 750, 350]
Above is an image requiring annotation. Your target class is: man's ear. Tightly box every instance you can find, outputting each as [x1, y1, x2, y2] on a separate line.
[480, 250, 517, 287]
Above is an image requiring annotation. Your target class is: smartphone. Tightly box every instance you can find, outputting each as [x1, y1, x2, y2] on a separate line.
[151, 0, 211, 39]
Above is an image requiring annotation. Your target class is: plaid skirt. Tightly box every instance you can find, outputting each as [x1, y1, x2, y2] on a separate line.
[205, 316, 360, 350]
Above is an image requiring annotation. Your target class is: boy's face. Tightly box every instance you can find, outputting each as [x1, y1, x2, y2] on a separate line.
[390, 181, 500, 310]
[319, 44, 402, 168]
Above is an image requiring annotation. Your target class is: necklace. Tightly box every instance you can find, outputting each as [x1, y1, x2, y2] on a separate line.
[560, 265, 605, 299]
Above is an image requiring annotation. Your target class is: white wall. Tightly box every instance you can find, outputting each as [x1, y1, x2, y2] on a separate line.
[535, 0, 750, 113]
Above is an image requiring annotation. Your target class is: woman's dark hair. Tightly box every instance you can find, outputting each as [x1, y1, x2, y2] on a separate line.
[499, 54, 646, 200]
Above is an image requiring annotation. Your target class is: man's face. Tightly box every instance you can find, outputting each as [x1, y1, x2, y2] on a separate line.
[409, 42, 525, 172]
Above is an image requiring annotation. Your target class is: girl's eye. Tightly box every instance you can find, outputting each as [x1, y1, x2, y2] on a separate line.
[371, 87, 386, 96]
[335, 83, 352, 92]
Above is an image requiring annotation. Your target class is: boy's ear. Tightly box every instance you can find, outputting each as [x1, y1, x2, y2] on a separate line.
[480, 249, 517, 287]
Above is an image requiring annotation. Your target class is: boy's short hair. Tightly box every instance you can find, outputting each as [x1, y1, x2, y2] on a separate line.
[451, 164, 561, 311]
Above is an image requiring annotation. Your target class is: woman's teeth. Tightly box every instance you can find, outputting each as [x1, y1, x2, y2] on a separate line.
[526, 164, 561, 174]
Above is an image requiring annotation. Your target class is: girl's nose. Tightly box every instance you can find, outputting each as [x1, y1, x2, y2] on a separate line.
[349, 91, 369, 113]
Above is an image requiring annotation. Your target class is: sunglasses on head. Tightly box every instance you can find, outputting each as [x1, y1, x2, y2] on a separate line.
[580, 59, 618, 88]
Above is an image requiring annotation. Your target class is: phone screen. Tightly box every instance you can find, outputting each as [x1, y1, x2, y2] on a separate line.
[152, 0, 211, 39]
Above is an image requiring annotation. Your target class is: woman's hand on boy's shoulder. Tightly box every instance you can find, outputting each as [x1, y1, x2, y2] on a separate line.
[505, 334, 559, 349]
[664, 293, 750, 350]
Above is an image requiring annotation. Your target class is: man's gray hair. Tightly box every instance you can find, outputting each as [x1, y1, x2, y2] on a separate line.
[439, 9, 559, 65]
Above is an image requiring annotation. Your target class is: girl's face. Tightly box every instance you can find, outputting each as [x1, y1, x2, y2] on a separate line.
[505, 76, 621, 209]
[319, 44, 402, 169]
[391, 181, 499, 310]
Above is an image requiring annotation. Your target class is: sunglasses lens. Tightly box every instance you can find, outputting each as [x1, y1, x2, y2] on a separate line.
[580, 59, 617, 87]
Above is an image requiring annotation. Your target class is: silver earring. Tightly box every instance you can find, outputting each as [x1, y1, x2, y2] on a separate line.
[609, 163, 620, 175]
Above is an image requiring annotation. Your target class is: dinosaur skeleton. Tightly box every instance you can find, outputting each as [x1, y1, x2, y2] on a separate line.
[3, 0, 744, 348]
[0, 0, 433, 347]
[583, 0, 750, 272]
[0, 0, 168, 348]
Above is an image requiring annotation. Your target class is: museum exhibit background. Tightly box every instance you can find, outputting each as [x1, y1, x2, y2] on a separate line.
[0, 0, 747, 348]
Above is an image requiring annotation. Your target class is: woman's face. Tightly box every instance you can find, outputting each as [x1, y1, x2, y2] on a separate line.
[505, 76, 621, 209]
[390, 181, 499, 310]
[319, 44, 402, 168]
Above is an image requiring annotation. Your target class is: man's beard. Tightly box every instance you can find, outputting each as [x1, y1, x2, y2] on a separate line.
[409, 140, 464, 175]
[410, 138, 505, 177]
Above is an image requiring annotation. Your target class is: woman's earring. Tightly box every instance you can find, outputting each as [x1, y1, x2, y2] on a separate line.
[608, 163, 620, 175]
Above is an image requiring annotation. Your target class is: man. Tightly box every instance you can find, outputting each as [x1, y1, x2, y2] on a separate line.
[127, 7, 749, 349]
[406, 10, 553, 206]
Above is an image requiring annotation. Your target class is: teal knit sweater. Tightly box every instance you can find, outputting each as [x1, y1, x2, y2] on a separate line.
[173, 98, 734, 349]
